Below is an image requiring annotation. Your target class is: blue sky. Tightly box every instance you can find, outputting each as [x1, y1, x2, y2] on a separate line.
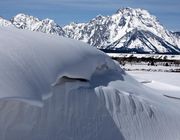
[0, 0, 179, 31]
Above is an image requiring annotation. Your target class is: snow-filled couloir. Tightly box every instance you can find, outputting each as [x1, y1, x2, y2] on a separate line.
[0, 27, 180, 140]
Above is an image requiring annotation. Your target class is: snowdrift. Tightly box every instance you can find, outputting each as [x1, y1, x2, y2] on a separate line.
[0, 26, 114, 106]
[0, 27, 180, 140]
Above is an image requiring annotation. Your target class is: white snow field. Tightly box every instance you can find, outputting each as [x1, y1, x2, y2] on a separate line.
[0, 27, 180, 140]
[128, 71, 180, 99]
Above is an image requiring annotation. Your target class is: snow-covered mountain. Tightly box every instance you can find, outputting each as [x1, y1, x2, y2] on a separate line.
[0, 8, 180, 54]
[11, 13, 65, 36]
[63, 8, 180, 53]
[0, 17, 12, 26]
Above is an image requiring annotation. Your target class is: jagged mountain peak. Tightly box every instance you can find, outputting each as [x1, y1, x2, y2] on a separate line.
[13, 13, 39, 20]
[12, 13, 39, 29]
[116, 7, 151, 16]
[11, 13, 64, 36]
[12, 14, 59, 26]
[63, 7, 180, 53]
[114, 7, 157, 24]
[42, 18, 54, 23]
[0, 17, 12, 27]
[113, 7, 161, 32]
[91, 14, 105, 21]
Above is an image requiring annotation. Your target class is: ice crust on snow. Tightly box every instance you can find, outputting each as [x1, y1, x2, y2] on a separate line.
[0, 27, 180, 140]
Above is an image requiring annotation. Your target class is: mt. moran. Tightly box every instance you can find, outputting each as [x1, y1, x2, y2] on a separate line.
[1, 8, 180, 54]
[63, 8, 180, 54]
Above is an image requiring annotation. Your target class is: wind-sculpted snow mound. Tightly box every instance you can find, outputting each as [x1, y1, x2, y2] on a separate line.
[0, 27, 116, 106]
[0, 27, 180, 140]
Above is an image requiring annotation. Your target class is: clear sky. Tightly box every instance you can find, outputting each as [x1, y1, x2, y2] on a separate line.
[0, 0, 179, 31]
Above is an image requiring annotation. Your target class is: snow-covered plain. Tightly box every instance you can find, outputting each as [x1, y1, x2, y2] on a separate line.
[128, 71, 180, 104]
[0, 27, 180, 140]
[128, 71, 180, 87]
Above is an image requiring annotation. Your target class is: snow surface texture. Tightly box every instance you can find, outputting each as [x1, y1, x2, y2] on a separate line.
[1, 8, 180, 53]
[128, 71, 180, 108]
[0, 27, 180, 140]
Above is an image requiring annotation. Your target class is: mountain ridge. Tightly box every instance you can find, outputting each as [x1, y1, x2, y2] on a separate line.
[0, 8, 180, 54]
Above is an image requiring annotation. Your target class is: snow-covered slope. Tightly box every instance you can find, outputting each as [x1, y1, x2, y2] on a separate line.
[11, 13, 65, 36]
[0, 26, 180, 140]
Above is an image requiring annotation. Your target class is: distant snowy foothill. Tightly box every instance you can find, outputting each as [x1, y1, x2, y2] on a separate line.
[0, 27, 180, 140]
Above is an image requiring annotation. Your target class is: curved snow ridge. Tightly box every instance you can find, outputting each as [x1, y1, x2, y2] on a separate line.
[0, 27, 118, 107]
